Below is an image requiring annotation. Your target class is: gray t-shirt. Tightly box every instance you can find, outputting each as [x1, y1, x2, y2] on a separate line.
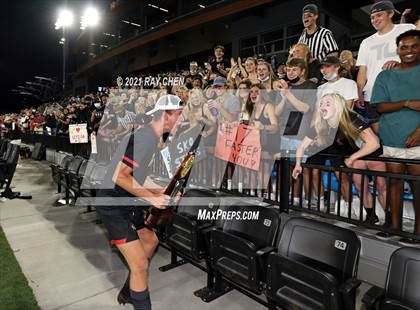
[279, 80, 317, 138]
[99, 125, 159, 197]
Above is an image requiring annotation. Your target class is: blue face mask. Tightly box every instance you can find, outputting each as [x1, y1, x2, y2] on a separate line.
[323, 72, 337, 81]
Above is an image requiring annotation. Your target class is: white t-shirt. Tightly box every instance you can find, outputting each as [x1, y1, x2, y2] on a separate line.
[317, 78, 358, 102]
[356, 23, 415, 101]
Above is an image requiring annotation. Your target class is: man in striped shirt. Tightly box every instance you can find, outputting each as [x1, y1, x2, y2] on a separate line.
[298, 4, 339, 61]
[117, 108, 136, 130]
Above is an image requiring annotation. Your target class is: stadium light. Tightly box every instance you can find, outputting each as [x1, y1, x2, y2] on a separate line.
[54, 6, 99, 90]
[55, 9, 74, 29]
[80, 7, 100, 30]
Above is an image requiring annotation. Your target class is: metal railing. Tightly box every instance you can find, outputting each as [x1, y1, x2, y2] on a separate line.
[11, 132, 420, 241]
[16, 132, 90, 158]
[151, 150, 420, 241]
[288, 155, 420, 241]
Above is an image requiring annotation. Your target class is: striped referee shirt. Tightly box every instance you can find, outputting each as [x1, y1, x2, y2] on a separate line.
[117, 110, 136, 129]
[298, 26, 339, 61]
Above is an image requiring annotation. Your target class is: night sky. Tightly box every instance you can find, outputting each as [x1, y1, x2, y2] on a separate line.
[0, 1, 60, 111]
[0, 0, 105, 112]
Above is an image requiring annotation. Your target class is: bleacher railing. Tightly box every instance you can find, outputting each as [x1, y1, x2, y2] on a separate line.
[18, 132, 90, 158]
[13, 132, 420, 242]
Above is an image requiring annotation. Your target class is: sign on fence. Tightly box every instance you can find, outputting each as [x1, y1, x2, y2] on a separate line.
[215, 122, 261, 171]
[69, 124, 88, 144]
[161, 125, 206, 176]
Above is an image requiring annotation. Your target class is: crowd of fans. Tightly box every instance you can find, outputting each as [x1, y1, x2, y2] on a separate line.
[1, 2, 419, 244]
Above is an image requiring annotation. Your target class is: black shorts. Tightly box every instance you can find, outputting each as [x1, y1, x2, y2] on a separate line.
[96, 206, 146, 245]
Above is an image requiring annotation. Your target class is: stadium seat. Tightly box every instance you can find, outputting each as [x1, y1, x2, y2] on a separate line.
[78, 162, 108, 213]
[362, 247, 420, 310]
[68, 160, 95, 201]
[0, 142, 13, 163]
[266, 217, 361, 310]
[160, 189, 222, 271]
[0, 144, 20, 185]
[196, 203, 281, 302]
[79, 162, 107, 193]
[50, 155, 73, 193]
[63, 156, 86, 204]
[0, 144, 32, 199]
[0, 142, 12, 189]
[31, 142, 45, 160]
[0, 139, 10, 159]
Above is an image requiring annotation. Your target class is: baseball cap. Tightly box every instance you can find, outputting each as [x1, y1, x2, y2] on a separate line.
[213, 76, 227, 87]
[371, 1, 400, 15]
[145, 94, 183, 115]
[302, 4, 319, 14]
[320, 56, 341, 66]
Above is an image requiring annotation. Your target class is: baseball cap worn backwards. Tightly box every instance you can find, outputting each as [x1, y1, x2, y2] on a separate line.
[145, 94, 183, 115]
[371, 1, 400, 14]
[321, 56, 341, 66]
[302, 4, 319, 14]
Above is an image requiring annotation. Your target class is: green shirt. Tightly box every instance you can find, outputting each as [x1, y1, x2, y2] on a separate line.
[371, 64, 420, 148]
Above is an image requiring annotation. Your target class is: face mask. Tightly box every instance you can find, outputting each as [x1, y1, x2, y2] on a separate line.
[323, 72, 337, 81]
[258, 75, 270, 82]
[288, 76, 300, 84]
[278, 73, 286, 79]
[94, 102, 102, 109]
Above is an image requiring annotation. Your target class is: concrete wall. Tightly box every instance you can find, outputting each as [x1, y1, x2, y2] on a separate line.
[230, 0, 313, 55]
[113, 21, 234, 73]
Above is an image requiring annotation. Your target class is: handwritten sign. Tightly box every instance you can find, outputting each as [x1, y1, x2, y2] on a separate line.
[90, 132, 97, 154]
[215, 122, 261, 171]
[166, 125, 205, 175]
[69, 124, 88, 144]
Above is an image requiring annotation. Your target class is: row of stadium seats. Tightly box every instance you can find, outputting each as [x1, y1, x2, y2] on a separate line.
[161, 189, 420, 310]
[49, 154, 106, 210]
